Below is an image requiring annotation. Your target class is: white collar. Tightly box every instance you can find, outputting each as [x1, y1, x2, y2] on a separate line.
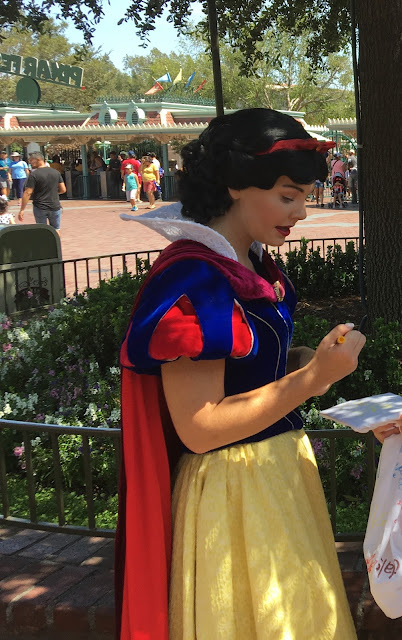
[120, 203, 263, 262]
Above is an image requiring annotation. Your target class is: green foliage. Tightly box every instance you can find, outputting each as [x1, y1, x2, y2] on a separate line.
[6, 476, 118, 528]
[273, 238, 360, 299]
[1, 258, 400, 535]
[293, 316, 402, 410]
[0, 21, 131, 110]
[0, 1, 102, 45]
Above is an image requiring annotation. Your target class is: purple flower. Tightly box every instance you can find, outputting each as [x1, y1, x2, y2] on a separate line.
[26, 291, 33, 298]
[2, 343, 12, 352]
[13, 446, 25, 457]
[49, 305, 55, 312]
[312, 439, 324, 455]
[351, 466, 363, 480]
[1, 321, 10, 330]
[50, 388, 59, 398]
[48, 370, 55, 376]
[36, 413, 45, 422]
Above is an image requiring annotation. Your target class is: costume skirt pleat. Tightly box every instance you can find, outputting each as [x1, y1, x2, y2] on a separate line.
[169, 429, 357, 640]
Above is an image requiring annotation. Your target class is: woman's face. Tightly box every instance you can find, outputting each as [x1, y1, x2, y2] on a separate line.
[228, 175, 314, 247]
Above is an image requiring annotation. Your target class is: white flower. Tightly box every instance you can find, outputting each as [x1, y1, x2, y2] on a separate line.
[109, 366, 120, 376]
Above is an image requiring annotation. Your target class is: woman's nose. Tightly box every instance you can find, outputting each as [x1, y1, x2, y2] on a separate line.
[294, 202, 307, 222]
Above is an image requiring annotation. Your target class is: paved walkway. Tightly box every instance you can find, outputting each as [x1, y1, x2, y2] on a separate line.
[1, 525, 401, 639]
[7, 196, 360, 262]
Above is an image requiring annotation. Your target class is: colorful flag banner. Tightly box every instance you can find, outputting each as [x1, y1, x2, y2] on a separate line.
[194, 79, 207, 93]
[172, 69, 183, 85]
[184, 71, 196, 87]
[144, 81, 164, 95]
[156, 72, 172, 83]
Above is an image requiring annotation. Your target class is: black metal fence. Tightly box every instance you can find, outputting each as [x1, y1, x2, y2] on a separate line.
[0, 418, 375, 540]
[0, 238, 361, 316]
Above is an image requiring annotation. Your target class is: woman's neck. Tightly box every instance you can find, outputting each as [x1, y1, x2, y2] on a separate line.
[208, 213, 255, 271]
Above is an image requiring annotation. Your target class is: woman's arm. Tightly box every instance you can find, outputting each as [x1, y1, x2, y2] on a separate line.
[162, 324, 365, 453]
[286, 346, 315, 374]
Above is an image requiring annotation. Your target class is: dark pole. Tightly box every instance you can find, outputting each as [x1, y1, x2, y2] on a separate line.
[206, 0, 224, 116]
[350, 0, 367, 326]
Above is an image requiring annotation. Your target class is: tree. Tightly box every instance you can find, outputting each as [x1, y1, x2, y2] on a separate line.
[124, 35, 354, 125]
[123, 0, 402, 324]
[0, 0, 102, 45]
[1, 1, 400, 322]
[0, 22, 131, 110]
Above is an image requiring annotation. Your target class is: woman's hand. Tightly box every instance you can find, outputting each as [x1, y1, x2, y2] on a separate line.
[373, 415, 402, 443]
[304, 323, 366, 396]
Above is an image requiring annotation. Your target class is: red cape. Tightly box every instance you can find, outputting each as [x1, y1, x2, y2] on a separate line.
[115, 240, 285, 639]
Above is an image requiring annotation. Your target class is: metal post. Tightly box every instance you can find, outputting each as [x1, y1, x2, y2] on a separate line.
[64, 170, 73, 199]
[206, 0, 224, 117]
[80, 144, 89, 200]
[161, 144, 169, 200]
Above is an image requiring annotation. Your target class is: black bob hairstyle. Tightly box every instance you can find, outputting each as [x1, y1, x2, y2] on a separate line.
[177, 108, 328, 224]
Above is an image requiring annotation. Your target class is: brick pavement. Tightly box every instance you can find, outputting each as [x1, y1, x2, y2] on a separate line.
[7, 196, 360, 262]
[1, 526, 401, 639]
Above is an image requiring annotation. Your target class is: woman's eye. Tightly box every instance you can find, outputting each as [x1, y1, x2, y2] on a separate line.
[281, 196, 293, 203]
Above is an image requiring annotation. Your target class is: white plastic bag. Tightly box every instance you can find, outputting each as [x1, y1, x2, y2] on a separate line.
[364, 433, 402, 618]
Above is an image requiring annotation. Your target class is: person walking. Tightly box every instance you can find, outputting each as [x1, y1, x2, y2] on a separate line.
[124, 165, 139, 211]
[347, 150, 358, 204]
[139, 155, 159, 209]
[121, 151, 141, 203]
[0, 150, 12, 198]
[18, 152, 66, 236]
[10, 151, 29, 206]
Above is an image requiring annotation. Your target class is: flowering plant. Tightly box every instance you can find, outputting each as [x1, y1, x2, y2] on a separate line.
[0, 269, 145, 493]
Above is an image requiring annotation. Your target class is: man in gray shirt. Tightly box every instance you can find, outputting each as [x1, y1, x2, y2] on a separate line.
[18, 152, 66, 235]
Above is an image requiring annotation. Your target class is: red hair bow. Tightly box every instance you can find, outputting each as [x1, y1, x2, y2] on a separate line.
[256, 138, 336, 156]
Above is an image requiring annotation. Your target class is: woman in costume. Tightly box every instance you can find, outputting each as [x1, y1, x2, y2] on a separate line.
[116, 109, 367, 640]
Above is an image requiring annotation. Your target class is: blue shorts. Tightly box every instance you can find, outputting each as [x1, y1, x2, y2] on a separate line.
[315, 180, 324, 188]
[33, 206, 62, 230]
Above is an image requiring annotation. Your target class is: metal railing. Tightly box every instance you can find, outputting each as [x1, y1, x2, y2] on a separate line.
[0, 419, 120, 538]
[0, 419, 376, 541]
[0, 249, 162, 315]
[0, 237, 361, 316]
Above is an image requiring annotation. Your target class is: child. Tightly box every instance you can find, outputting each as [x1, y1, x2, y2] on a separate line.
[115, 109, 366, 640]
[331, 175, 347, 208]
[124, 165, 139, 211]
[0, 194, 15, 224]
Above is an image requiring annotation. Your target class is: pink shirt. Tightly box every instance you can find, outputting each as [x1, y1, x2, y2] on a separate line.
[331, 159, 345, 178]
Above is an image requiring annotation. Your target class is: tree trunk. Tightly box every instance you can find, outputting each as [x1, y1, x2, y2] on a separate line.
[358, 1, 402, 323]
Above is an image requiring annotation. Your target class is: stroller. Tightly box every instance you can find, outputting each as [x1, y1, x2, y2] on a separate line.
[328, 173, 347, 208]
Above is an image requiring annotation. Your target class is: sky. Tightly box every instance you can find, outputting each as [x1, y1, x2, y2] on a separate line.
[58, 1, 202, 71]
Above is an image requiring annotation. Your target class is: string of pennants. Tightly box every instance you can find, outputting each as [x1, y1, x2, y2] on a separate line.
[144, 70, 206, 95]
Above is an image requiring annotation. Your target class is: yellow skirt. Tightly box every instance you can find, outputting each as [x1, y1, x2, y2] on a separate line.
[169, 429, 357, 640]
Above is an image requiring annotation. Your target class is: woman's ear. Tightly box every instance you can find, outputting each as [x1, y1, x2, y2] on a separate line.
[228, 187, 241, 200]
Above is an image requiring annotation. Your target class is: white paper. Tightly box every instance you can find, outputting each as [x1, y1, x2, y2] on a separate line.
[319, 393, 402, 432]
